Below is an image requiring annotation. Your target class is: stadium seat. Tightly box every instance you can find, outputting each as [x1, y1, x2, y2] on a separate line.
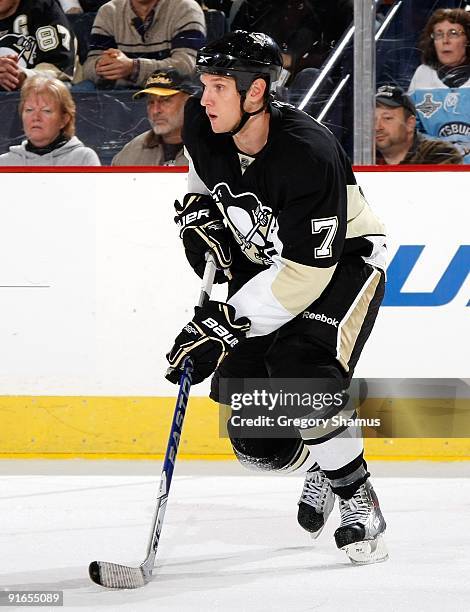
[204, 9, 227, 43]
[67, 11, 96, 65]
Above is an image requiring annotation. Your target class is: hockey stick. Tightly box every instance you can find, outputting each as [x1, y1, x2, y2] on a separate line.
[89, 252, 217, 589]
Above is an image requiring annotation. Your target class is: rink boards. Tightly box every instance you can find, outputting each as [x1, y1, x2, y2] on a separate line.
[0, 167, 469, 460]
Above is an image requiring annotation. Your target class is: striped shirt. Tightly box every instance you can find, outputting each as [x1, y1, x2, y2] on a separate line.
[83, 0, 206, 86]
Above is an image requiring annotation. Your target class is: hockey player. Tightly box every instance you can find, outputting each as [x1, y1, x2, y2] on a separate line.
[0, 0, 76, 91]
[166, 30, 388, 565]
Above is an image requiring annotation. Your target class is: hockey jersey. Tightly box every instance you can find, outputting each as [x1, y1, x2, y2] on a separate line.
[183, 97, 386, 337]
[0, 0, 75, 82]
[408, 64, 470, 164]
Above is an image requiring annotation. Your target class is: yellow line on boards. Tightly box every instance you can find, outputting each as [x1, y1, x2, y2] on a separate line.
[0, 396, 469, 460]
[0, 453, 236, 461]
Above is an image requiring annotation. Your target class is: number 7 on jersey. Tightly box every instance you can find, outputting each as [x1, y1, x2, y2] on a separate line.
[311, 216, 339, 258]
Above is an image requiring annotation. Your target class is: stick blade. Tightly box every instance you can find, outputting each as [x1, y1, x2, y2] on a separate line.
[89, 560, 149, 589]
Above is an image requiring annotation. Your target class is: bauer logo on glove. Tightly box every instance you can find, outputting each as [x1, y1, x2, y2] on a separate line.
[176, 207, 211, 229]
[166, 301, 250, 385]
[174, 193, 233, 283]
[201, 317, 241, 348]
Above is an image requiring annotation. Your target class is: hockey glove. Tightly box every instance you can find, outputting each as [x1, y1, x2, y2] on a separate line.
[174, 193, 232, 283]
[166, 301, 250, 385]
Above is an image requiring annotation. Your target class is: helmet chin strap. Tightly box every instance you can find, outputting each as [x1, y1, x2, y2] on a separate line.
[228, 93, 266, 136]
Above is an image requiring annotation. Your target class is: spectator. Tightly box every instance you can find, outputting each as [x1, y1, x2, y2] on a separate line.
[0, 0, 76, 91]
[0, 74, 100, 165]
[82, 0, 206, 88]
[375, 85, 462, 165]
[408, 8, 470, 164]
[112, 69, 199, 166]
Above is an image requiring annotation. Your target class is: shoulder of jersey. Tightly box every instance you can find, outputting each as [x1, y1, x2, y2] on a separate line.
[272, 99, 329, 129]
[271, 99, 336, 151]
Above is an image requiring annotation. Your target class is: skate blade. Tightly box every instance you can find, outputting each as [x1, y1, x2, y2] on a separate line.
[342, 534, 389, 565]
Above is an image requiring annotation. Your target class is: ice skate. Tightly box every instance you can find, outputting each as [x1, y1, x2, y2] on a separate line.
[297, 468, 335, 538]
[334, 479, 388, 565]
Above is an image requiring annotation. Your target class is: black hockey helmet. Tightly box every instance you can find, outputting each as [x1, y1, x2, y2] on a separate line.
[196, 30, 283, 94]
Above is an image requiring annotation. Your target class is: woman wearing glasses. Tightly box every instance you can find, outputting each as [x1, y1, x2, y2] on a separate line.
[408, 8, 470, 164]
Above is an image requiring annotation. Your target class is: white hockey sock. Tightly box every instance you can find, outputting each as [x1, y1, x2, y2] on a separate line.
[302, 424, 364, 472]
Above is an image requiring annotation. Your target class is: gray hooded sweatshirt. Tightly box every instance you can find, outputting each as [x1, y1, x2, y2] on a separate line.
[0, 137, 101, 166]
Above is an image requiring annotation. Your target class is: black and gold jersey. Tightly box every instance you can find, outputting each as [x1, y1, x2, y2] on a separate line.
[183, 96, 386, 337]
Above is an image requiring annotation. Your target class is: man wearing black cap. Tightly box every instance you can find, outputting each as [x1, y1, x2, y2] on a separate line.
[112, 69, 199, 166]
[375, 84, 462, 165]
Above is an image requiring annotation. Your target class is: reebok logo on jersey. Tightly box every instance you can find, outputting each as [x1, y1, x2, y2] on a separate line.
[184, 324, 198, 335]
[302, 311, 339, 327]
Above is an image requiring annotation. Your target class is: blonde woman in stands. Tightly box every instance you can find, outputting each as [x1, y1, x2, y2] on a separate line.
[0, 74, 100, 166]
[408, 8, 470, 163]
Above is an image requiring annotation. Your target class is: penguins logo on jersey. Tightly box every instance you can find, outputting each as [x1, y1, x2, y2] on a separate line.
[211, 182, 279, 265]
[444, 92, 459, 113]
[415, 93, 442, 118]
[0, 33, 37, 68]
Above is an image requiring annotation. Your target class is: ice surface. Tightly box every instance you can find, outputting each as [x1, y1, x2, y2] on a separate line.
[0, 460, 469, 612]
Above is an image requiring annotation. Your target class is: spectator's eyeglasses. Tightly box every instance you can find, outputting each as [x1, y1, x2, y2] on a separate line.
[431, 28, 466, 41]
